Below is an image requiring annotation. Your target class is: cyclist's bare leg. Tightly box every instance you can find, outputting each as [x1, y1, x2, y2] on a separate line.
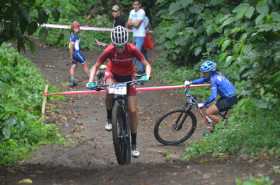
[82, 63, 89, 77]
[128, 95, 138, 134]
[105, 94, 113, 110]
[69, 64, 77, 86]
[128, 95, 140, 156]
[199, 108, 211, 128]
[105, 78, 114, 125]
[69, 63, 76, 77]
[206, 104, 220, 124]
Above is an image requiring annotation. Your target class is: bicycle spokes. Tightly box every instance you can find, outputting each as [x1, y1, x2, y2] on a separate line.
[154, 109, 197, 145]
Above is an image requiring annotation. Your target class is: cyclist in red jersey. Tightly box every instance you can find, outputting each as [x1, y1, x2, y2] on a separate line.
[87, 26, 152, 158]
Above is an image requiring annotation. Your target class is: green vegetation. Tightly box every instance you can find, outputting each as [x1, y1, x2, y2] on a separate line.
[37, 0, 156, 49]
[153, 57, 208, 97]
[236, 176, 273, 185]
[155, 0, 280, 102]
[1, 0, 156, 50]
[0, 43, 62, 165]
[153, 0, 280, 158]
[183, 98, 280, 159]
[36, 0, 108, 49]
[0, 0, 60, 50]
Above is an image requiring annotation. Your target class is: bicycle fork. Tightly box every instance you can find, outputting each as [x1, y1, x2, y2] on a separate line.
[172, 108, 190, 131]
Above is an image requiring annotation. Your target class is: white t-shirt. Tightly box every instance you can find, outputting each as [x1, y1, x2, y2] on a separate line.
[129, 9, 146, 37]
[143, 16, 149, 31]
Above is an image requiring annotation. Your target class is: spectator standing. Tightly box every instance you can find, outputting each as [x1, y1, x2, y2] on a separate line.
[112, 4, 126, 27]
[96, 4, 126, 47]
[127, 0, 146, 75]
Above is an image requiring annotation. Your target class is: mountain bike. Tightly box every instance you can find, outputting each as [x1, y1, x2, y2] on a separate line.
[154, 85, 228, 145]
[94, 78, 144, 165]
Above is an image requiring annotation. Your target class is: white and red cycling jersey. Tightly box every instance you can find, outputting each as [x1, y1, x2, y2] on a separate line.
[95, 43, 145, 96]
[95, 43, 145, 76]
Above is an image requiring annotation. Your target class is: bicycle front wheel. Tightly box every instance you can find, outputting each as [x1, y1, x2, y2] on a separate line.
[112, 101, 131, 165]
[154, 109, 197, 145]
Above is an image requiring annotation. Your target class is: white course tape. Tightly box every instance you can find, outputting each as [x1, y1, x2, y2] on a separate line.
[40, 23, 113, 32]
[39, 23, 154, 33]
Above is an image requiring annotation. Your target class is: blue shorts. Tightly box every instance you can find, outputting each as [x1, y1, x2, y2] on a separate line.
[216, 96, 237, 112]
[72, 51, 86, 64]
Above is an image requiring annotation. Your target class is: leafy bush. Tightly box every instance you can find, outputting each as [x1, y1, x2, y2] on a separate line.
[236, 176, 273, 185]
[153, 57, 209, 98]
[153, 0, 280, 158]
[155, 0, 280, 105]
[0, 0, 61, 50]
[182, 98, 280, 159]
[0, 43, 62, 165]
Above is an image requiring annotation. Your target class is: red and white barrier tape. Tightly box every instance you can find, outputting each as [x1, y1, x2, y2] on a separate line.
[44, 84, 210, 97]
[40, 23, 113, 32]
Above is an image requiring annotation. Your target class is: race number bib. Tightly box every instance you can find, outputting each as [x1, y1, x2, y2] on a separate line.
[108, 83, 127, 95]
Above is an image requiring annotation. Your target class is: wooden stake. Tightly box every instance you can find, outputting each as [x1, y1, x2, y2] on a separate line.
[41, 84, 48, 121]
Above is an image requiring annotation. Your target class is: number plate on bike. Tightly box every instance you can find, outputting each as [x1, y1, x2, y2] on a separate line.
[108, 83, 127, 95]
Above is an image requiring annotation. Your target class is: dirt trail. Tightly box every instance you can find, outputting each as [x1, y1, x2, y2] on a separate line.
[1, 44, 280, 185]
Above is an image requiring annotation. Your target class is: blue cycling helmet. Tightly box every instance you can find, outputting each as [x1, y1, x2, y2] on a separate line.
[200, 60, 216, 73]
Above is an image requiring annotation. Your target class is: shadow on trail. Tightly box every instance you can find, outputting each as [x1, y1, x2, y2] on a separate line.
[1, 159, 280, 185]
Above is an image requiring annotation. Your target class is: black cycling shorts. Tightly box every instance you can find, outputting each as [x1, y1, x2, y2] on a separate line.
[216, 96, 237, 112]
[113, 73, 133, 82]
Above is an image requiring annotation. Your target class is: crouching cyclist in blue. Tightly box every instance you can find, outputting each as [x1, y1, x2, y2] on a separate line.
[68, 21, 89, 87]
[184, 60, 237, 133]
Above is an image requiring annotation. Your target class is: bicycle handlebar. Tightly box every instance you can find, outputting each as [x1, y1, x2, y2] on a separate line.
[184, 85, 199, 105]
[94, 79, 146, 91]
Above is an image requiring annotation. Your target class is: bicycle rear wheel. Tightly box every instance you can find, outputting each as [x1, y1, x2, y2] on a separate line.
[154, 109, 197, 145]
[112, 101, 131, 165]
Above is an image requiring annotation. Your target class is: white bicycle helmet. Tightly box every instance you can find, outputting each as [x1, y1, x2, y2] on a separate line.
[111, 26, 129, 46]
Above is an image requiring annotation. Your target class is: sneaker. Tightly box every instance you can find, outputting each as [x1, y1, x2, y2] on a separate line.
[68, 81, 77, 87]
[202, 129, 211, 137]
[68, 77, 77, 87]
[105, 122, 112, 131]
[203, 123, 214, 137]
[131, 145, 140, 158]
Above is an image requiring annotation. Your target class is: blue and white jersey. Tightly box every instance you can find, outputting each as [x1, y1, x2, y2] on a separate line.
[70, 33, 80, 52]
[191, 72, 236, 106]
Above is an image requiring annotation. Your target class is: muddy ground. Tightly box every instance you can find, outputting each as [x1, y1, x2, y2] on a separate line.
[1, 43, 280, 185]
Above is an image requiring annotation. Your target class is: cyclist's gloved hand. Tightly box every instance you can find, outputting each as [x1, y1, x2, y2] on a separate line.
[184, 80, 192, 86]
[197, 102, 205, 108]
[86, 82, 97, 90]
[138, 74, 149, 82]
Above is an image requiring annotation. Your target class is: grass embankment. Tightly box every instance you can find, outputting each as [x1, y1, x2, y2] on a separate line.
[0, 43, 63, 165]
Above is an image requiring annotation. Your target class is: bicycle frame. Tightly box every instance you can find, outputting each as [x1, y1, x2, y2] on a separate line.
[184, 86, 228, 124]
[166, 88, 197, 131]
